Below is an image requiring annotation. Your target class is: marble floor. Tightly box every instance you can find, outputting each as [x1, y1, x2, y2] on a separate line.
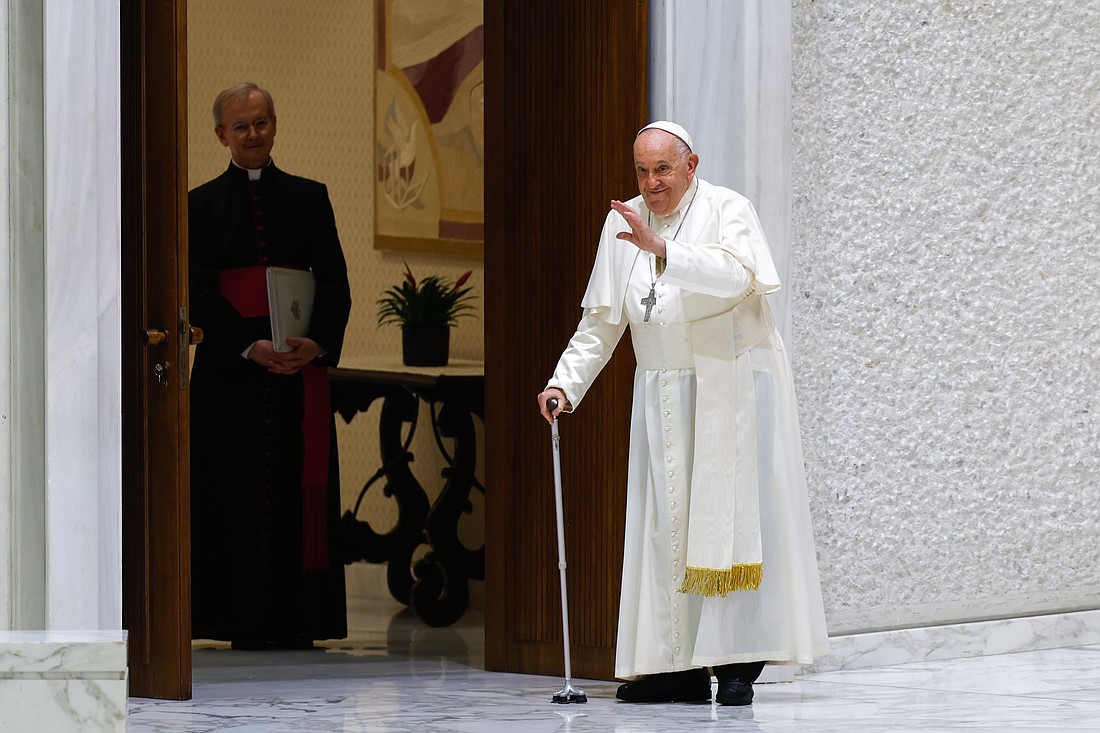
[129, 598, 1100, 732]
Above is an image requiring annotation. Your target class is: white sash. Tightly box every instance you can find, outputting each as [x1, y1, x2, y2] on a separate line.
[630, 294, 773, 596]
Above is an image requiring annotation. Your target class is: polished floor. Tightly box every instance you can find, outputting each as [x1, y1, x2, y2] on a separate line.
[129, 597, 1100, 732]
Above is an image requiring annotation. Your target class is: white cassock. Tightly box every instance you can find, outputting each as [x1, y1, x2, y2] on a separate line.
[548, 177, 829, 679]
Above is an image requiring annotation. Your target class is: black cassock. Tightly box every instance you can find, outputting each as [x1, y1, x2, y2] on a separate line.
[189, 162, 352, 644]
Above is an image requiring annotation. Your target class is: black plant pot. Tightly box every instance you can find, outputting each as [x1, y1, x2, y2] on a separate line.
[401, 323, 450, 367]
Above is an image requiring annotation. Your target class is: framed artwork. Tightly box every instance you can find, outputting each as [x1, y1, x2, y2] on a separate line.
[374, 0, 484, 257]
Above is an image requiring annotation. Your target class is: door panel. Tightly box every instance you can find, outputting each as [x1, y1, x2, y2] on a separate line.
[484, 0, 648, 679]
[121, 0, 192, 700]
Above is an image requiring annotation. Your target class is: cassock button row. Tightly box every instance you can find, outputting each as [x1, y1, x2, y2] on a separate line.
[662, 395, 669, 402]
[673, 559, 680, 567]
[667, 471, 674, 478]
[672, 544, 678, 552]
[667, 486, 675, 494]
[663, 410, 670, 417]
[670, 501, 676, 510]
[666, 456, 673, 463]
[661, 380, 668, 386]
[666, 441, 673, 448]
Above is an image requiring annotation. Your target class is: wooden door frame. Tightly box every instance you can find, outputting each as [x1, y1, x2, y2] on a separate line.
[121, 0, 192, 701]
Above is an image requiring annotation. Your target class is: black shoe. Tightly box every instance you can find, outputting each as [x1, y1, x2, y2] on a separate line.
[714, 676, 753, 706]
[713, 661, 765, 706]
[615, 668, 712, 703]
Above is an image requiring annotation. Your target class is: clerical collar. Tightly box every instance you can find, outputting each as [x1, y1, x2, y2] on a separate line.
[650, 177, 699, 222]
[230, 160, 272, 181]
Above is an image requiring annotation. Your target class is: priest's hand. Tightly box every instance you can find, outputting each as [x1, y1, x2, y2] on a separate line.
[248, 337, 324, 374]
[611, 199, 666, 258]
[538, 387, 569, 425]
[270, 337, 325, 374]
[246, 340, 282, 370]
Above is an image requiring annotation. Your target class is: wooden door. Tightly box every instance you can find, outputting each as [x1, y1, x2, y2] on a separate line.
[484, 0, 649, 679]
[121, 0, 193, 700]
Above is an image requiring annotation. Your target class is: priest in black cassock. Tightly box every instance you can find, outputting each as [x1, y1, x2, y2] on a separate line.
[189, 82, 352, 650]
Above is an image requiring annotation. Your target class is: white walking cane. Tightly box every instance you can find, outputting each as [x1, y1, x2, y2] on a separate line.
[546, 397, 587, 704]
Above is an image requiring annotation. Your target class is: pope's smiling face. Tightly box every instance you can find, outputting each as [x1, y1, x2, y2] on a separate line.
[215, 91, 278, 170]
[633, 130, 697, 216]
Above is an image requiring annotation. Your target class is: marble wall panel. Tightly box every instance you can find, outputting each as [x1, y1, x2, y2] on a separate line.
[0, 631, 127, 733]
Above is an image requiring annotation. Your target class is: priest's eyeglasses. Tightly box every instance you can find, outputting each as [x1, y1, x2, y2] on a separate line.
[635, 163, 678, 180]
[226, 118, 272, 136]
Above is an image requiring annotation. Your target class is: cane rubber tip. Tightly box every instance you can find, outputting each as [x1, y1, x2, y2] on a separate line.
[547, 397, 559, 411]
[551, 692, 588, 704]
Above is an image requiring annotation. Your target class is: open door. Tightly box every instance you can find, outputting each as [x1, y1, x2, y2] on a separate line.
[121, 0, 194, 700]
[484, 0, 648, 679]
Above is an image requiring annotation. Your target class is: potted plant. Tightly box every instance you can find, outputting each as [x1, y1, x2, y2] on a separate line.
[377, 261, 476, 366]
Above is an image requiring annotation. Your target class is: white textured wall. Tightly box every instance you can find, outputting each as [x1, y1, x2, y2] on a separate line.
[792, 1, 1100, 633]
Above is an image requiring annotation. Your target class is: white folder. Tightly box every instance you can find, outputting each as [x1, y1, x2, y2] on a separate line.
[266, 267, 316, 353]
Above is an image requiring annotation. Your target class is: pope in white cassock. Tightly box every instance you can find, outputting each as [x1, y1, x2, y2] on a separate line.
[538, 122, 829, 706]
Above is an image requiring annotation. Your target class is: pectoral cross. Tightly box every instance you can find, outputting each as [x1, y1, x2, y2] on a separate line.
[641, 285, 657, 323]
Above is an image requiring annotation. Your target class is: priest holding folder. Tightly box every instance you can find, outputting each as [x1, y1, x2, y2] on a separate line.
[189, 82, 352, 650]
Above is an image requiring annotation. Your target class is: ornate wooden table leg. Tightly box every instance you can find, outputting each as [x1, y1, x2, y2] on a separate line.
[335, 382, 429, 606]
[409, 378, 485, 627]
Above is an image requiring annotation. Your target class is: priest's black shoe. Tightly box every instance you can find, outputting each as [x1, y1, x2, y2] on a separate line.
[229, 637, 317, 651]
[615, 668, 712, 703]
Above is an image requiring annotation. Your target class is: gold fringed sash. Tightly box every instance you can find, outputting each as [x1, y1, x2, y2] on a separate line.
[679, 563, 763, 597]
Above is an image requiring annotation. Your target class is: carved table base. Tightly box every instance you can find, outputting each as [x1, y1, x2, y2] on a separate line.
[330, 365, 484, 627]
